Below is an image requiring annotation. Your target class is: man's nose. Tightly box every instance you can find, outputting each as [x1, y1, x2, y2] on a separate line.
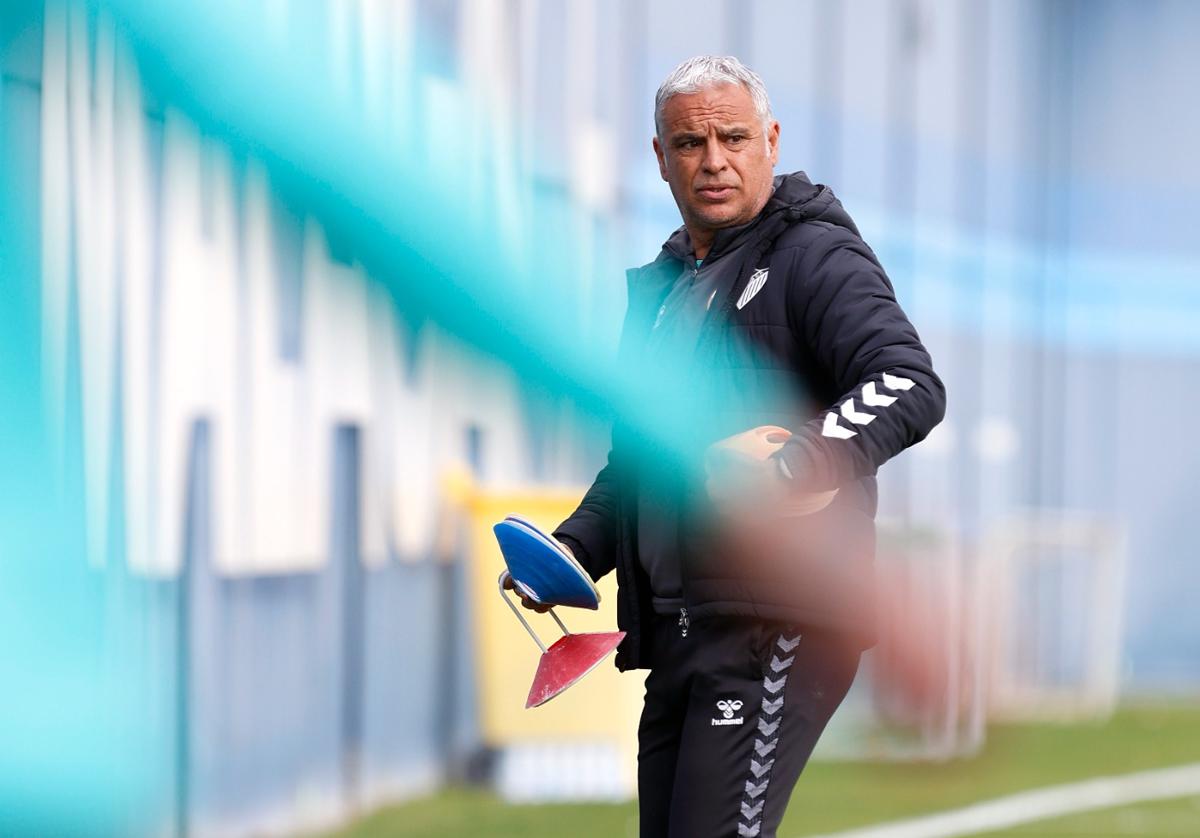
[701, 137, 728, 173]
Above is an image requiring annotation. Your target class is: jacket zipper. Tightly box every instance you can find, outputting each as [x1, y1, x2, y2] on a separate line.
[678, 607, 690, 638]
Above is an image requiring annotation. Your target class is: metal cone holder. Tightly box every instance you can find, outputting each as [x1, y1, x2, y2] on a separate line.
[493, 517, 624, 708]
[497, 571, 624, 708]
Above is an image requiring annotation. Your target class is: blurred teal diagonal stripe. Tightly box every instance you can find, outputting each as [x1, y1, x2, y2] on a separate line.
[1, 1, 156, 832]
[91, 0, 708, 449]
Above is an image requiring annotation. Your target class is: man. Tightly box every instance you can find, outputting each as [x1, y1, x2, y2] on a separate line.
[534, 56, 944, 836]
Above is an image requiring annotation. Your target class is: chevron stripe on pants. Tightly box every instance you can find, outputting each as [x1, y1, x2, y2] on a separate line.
[637, 613, 860, 837]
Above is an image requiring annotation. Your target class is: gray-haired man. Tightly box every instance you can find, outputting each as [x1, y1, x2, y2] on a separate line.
[546, 56, 945, 836]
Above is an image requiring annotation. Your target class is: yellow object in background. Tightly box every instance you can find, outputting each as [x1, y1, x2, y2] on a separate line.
[452, 477, 645, 798]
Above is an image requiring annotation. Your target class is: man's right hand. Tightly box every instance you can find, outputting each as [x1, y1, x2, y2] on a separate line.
[705, 425, 838, 516]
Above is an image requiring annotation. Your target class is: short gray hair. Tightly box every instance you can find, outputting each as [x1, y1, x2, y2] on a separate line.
[654, 55, 774, 139]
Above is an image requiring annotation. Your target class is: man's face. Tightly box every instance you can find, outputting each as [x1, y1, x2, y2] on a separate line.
[653, 83, 780, 238]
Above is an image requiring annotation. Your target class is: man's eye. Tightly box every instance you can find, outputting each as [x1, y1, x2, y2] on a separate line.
[681, 139, 702, 149]
[728, 135, 746, 144]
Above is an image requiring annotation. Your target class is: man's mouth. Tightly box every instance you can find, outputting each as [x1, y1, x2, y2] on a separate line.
[697, 185, 735, 200]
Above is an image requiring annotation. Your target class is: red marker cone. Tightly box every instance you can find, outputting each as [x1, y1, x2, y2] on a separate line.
[498, 571, 625, 708]
[525, 630, 625, 709]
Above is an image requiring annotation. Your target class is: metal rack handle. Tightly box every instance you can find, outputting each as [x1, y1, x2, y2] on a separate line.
[497, 570, 548, 653]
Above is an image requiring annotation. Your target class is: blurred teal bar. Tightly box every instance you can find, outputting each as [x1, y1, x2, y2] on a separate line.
[90, 0, 716, 452]
[1, 2, 156, 832]
[0, 0, 724, 830]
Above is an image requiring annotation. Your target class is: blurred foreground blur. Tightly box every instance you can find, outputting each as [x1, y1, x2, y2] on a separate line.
[1, 0, 1198, 835]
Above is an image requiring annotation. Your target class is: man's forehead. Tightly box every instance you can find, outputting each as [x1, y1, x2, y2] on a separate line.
[661, 84, 757, 132]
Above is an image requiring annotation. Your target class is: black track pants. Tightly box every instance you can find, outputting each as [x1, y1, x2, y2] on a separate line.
[637, 612, 860, 838]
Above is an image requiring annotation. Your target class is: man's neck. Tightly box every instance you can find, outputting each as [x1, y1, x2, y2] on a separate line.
[690, 229, 716, 261]
[685, 212, 753, 261]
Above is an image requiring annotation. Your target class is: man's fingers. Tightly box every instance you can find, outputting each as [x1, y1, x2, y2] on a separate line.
[504, 570, 553, 612]
[521, 596, 552, 613]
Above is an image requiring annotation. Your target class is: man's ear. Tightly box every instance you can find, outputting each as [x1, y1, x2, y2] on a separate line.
[767, 121, 781, 167]
[653, 136, 669, 182]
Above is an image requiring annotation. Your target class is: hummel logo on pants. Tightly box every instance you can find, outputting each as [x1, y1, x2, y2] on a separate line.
[637, 613, 860, 837]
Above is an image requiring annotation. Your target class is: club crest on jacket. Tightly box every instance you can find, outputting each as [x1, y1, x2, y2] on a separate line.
[736, 268, 770, 310]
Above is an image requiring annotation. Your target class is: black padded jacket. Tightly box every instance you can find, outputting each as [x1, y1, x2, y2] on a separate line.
[553, 171, 946, 670]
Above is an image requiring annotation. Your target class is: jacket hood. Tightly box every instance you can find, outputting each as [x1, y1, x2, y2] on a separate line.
[765, 170, 860, 236]
[658, 171, 860, 265]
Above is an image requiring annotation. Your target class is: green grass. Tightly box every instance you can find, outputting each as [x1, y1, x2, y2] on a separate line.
[779, 703, 1200, 835]
[330, 703, 1200, 838]
[336, 790, 639, 838]
[976, 794, 1200, 836]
